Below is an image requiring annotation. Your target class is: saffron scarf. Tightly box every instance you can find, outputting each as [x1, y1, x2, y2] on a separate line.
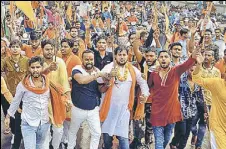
[22, 74, 49, 94]
[100, 63, 145, 122]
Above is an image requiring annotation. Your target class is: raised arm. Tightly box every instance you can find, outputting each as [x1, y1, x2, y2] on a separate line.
[132, 39, 143, 63]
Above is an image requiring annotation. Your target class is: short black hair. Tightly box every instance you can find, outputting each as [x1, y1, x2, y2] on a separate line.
[10, 39, 22, 48]
[61, 38, 74, 48]
[48, 22, 54, 25]
[169, 42, 182, 51]
[144, 46, 157, 55]
[70, 26, 77, 32]
[158, 50, 171, 58]
[96, 35, 107, 43]
[180, 28, 189, 36]
[82, 50, 94, 58]
[41, 40, 55, 49]
[30, 31, 41, 40]
[215, 28, 221, 32]
[29, 56, 44, 66]
[114, 46, 129, 55]
[140, 31, 147, 39]
[205, 29, 212, 34]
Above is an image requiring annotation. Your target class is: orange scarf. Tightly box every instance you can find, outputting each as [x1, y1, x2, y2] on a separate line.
[22, 74, 49, 94]
[100, 63, 145, 122]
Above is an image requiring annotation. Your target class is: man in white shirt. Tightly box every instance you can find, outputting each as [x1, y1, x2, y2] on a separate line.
[5, 56, 50, 149]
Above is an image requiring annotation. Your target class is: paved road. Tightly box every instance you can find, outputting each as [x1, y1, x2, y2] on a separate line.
[1, 108, 207, 149]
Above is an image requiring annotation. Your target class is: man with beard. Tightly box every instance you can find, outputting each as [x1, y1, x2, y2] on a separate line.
[88, 35, 113, 70]
[5, 56, 50, 149]
[20, 32, 42, 58]
[148, 48, 198, 149]
[131, 38, 160, 147]
[190, 49, 221, 149]
[41, 40, 72, 149]
[67, 50, 108, 149]
[98, 46, 150, 149]
[169, 42, 183, 66]
[66, 26, 86, 60]
[192, 53, 226, 149]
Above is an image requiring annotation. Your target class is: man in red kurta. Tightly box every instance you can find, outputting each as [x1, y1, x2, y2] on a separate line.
[148, 50, 197, 149]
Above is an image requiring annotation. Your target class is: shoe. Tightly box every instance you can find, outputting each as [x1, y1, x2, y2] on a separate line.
[196, 147, 201, 149]
[11, 134, 14, 144]
[191, 135, 197, 145]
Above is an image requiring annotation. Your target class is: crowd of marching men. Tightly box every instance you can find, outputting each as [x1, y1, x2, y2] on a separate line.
[1, 1, 226, 149]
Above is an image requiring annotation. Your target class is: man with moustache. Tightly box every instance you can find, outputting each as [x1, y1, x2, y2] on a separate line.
[5, 56, 50, 149]
[41, 40, 72, 149]
[148, 48, 198, 149]
[66, 26, 86, 60]
[132, 38, 160, 147]
[98, 46, 150, 149]
[67, 50, 108, 149]
[88, 35, 113, 70]
[169, 42, 184, 66]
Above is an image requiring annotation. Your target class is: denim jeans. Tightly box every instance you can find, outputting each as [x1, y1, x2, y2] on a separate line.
[171, 118, 193, 149]
[191, 106, 207, 148]
[103, 133, 129, 149]
[21, 120, 50, 149]
[153, 123, 175, 149]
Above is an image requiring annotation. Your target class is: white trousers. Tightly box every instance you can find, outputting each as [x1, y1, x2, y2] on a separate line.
[67, 106, 101, 149]
[61, 120, 70, 144]
[43, 124, 64, 149]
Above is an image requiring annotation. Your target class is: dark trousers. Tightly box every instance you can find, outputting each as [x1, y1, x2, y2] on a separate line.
[11, 112, 22, 149]
[171, 118, 193, 149]
[1, 93, 15, 134]
[145, 103, 153, 144]
[191, 106, 207, 148]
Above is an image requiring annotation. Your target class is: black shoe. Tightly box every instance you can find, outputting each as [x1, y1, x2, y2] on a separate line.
[49, 144, 54, 149]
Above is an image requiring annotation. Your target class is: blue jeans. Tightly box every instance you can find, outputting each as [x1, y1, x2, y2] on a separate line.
[153, 123, 175, 149]
[103, 133, 129, 149]
[21, 120, 50, 149]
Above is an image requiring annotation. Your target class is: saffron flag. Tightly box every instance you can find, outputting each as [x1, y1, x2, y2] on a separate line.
[15, 1, 35, 21]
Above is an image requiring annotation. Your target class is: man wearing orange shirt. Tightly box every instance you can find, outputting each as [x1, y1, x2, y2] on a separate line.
[21, 32, 42, 58]
[59, 38, 81, 148]
[43, 22, 56, 40]
[127, 9, 139, 24]
[65, 27, 86, 60]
